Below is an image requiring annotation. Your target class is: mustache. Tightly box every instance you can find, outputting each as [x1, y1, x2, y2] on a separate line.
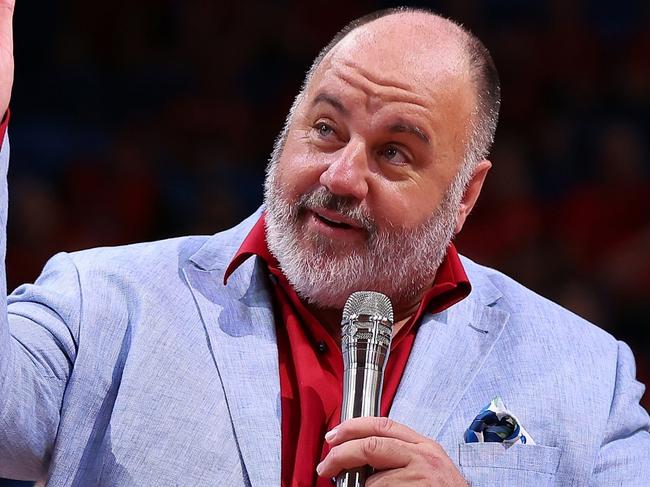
[296, 188, 375, 232]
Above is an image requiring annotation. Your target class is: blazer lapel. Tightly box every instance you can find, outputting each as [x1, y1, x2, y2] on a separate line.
[183, 255, 280, 487]
[390, 277, 509, 441]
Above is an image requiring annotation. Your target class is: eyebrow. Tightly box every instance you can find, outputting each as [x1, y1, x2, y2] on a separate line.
[389, 122, 431, 145]
[311, 92, 431, 145]
[312, 92, 348, 115]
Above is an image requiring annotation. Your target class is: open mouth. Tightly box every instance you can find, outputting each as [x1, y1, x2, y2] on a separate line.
[314, 212, 354, 229]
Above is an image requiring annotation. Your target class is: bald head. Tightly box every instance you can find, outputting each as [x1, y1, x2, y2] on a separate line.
[279, 8, 500, 170]
[326, 12, 472, 83]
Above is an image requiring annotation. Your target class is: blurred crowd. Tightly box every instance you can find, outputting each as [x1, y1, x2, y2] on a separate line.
[1, 0, 648, 484]
[6, 0, 650, 408]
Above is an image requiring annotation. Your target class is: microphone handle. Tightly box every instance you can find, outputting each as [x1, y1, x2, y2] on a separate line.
[336, 467, 369, 487]
[340, 362, 384, 421]
[336, 361, 384, 487]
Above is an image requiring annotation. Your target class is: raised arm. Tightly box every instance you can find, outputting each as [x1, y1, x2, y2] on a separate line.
[0, 0, 13, 118]
[0, 2, 82, 480]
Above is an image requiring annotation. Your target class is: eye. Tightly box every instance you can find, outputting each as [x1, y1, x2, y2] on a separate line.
[379, 144, 408, 166]
[314, 122, 335, 138]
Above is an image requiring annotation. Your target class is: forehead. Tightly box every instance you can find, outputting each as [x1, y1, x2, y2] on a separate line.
[304, 14, 475, 125]
[336, 15, 468, 85]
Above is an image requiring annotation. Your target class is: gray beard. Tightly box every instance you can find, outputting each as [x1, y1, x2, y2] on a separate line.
[264, 161, 468, 311]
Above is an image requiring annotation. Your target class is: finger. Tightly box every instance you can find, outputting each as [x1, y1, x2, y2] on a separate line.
[0, 0, 15, 114]
[0, 0, 14, 49]
[326, 416, 431, 447]
[317, 436, 413, 478]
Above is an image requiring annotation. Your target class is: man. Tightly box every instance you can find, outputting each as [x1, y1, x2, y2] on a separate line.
[0, 4, 648, 486]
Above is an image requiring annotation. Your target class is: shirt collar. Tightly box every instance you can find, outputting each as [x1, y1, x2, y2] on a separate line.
[224, 213, 276, 284]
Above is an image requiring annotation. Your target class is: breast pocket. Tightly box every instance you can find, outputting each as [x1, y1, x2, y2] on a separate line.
[457, 443, 561, 486]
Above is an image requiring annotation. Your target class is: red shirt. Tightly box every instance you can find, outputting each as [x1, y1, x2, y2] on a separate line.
[0, 109, 9, 147]
[225, 214, 470, 486]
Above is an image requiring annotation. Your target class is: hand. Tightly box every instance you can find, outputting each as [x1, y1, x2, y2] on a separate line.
[0, 0, 14, 116]
[317, 417, 468, 486]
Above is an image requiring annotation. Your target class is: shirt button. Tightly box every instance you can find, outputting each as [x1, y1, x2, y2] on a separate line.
[268, 273, 278, 285]
[317, 341, 328, 354]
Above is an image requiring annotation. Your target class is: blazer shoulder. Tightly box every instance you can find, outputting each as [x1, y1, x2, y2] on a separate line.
[66, 209, 262, 278]
[461, 255, 616, 350]
[67, 235, 208, 277]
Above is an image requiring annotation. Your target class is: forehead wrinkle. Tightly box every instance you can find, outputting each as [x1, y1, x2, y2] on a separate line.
[332, 60, 431, 109]
[340, 58, 414, 93]
[326, 63, 444, 141]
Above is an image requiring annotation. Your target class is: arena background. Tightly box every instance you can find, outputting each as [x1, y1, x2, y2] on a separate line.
[1, 1, 649, 483]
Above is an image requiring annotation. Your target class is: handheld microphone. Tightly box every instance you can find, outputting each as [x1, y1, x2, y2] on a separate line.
[336, 291, 394, 487]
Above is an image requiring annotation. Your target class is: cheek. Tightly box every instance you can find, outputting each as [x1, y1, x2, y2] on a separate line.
[370, 181, 447, 230]
[276, 137, 326, 198]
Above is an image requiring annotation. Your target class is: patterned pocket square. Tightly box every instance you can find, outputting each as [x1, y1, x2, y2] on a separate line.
[464, 396, 535, 447]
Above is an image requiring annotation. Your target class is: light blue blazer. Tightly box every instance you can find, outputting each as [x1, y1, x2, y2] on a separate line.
[0, 136, 648, 486]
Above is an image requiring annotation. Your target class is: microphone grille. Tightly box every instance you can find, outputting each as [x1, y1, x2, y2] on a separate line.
[342, 291, 394, 323]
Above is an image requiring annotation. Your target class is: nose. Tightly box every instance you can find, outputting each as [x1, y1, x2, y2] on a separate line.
[319, 139, 369, 201]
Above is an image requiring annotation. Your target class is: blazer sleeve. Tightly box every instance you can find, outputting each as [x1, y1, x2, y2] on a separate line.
[0, 132, 82, 481]
[590, 341, 650, 485]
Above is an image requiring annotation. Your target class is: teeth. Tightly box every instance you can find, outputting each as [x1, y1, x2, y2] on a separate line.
[322, 215, 343, 224]
[315, 212, 350, 227]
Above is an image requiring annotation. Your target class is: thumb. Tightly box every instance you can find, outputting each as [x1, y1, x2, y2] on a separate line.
[0, 0, 14, 115]
[0, 0, 14, 50]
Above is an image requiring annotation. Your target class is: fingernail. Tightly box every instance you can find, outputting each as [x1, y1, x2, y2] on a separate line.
[324, 428, 338, 442]
[316, 461, 324, 475]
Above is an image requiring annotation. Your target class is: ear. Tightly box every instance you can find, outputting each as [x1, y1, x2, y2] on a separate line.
[454, 159, 491, 234]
